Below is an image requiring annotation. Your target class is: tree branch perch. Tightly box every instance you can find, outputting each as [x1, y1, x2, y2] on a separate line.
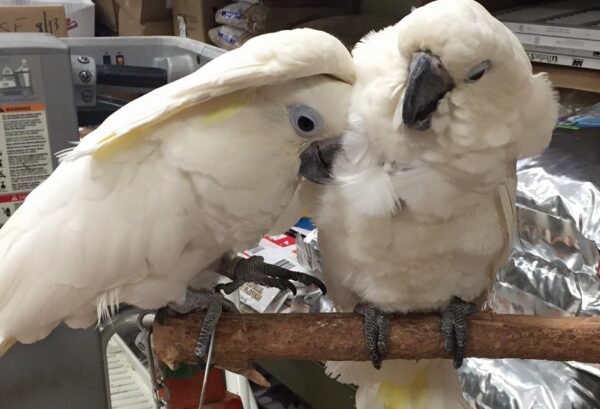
[152, 311, 600, 370]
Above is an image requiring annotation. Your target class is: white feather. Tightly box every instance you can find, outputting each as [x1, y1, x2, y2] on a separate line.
[316, 1, 558, 408]
[334, 115, 402, 217]
[0, 29, 355, 348]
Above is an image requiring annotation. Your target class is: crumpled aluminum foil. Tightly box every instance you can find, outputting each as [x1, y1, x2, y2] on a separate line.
[296, 128, 600, 408]
[459, 128, 600, 409]
[292, 229, 336, 313]
[295, 229, 322, 277]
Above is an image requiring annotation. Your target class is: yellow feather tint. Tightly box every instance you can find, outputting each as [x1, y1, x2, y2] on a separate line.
[94, 127, 146, 159]
[198, 88, 255, 128]
[0, 336, 16, 358]
[92, 89, 256, 159]
[377, 368, 429, 409]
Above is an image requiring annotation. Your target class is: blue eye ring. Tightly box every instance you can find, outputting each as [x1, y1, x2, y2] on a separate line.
[289, 105, 322, 137]
[465, 60, 491, 83]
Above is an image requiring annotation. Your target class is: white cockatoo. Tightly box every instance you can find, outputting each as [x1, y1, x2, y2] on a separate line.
[314, 0, 559, 408]
[0, 28, 355, 359]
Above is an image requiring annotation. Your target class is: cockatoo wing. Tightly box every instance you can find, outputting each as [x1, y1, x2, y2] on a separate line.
[65, 28, 355, 161]
[0, 28, 355, 349]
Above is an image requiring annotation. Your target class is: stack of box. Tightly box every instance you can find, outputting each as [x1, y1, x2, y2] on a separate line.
[96, 0, 173, 36]
[496, 0, 600, 71]
[172, 0, 357, 49]
[117, 0, 173, 36]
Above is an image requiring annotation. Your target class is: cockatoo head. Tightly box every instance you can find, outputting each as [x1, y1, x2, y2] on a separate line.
[209, 28, 355, 184]
[351, 0, 558, 166]
[256, 75, 351, 184]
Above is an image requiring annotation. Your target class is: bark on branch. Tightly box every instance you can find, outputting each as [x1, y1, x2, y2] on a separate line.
[152, 311, 600, 370]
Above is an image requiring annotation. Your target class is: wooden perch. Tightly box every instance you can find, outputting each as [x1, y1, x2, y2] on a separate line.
[153, 311, 600, 370]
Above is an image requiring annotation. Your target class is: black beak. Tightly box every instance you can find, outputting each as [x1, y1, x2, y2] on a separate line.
[402, 51, 454, 131]
[299, 138, 342, 184]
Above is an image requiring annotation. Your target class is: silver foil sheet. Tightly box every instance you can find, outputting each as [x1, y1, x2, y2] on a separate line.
[460, 128, 600, 408]
[295, 127, 600, 408]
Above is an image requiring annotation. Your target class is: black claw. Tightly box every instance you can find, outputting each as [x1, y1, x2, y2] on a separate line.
[215, 281, 244, 295]
[355, 303, 391, 370]
[440, 296, 477, 369]
[223, 255, 327, 296]
[274, 277, 298, 295]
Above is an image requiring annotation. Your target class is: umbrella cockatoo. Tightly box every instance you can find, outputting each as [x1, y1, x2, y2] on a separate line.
[314, 0, 558, 407]
[0, 28, 355, 360]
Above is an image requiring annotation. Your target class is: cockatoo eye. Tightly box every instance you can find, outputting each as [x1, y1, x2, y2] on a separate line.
[289, 105, 322, 137]
[297, 116, 315, 132]
[465, 60, 490, 83]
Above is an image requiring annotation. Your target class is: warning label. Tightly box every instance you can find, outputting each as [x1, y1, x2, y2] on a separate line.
[0, 103, 52, 224]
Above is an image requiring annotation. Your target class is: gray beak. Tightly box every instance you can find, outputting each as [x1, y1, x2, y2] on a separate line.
[299, 138, 342, 184]
[402, 51, 454, 131]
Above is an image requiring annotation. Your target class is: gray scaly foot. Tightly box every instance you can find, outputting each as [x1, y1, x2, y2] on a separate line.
[440, 296, 477, 369]
[167, 288, 237, 360]
[216, 255, 327, 295]
[355, 303, 391, 370]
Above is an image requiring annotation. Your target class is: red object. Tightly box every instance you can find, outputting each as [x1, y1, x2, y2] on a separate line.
[205, 393, 244, 409]
[162, 368, 227, 409]
[0, 193, 28, 203]
[264, 234, 295, 247]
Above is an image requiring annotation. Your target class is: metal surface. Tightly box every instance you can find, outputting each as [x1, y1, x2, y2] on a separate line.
[0, 325, 109, 409]
[64, 36, 224, 125]
[198, 332, 215, 409]
[459, 128, 600, 409]
[137, 311, 170, 409]
[0, 33, 78, 169]
[106, 334, 155, 409]
[2, 33, 224, 128]
[99, 308, 148, 409]
[64, 36, 223, 84]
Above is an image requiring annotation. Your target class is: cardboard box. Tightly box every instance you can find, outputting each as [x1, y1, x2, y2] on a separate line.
[95, 0, 119, 32]
[0, 0, 93, 37]
[118, 7, 173, 36]
[0, 5, 67, 36]
[15, 0, 94, 37]
[61, 0, 95, 37]
[116, 0, 172, 24]
[172, 0, 230, 42]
